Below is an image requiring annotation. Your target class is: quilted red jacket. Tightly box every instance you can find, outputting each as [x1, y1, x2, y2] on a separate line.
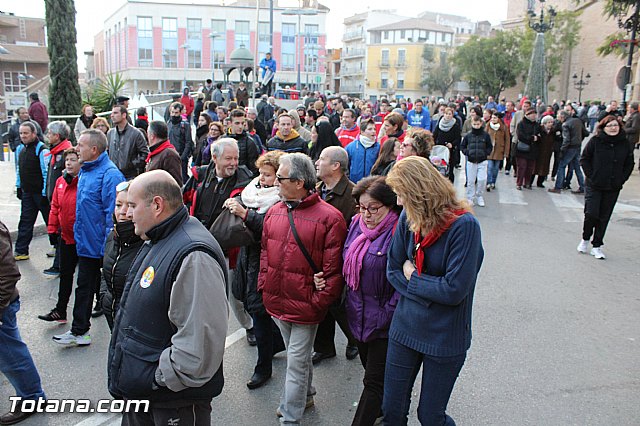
[258, 193, 347, 324]
[47, 174, 78, 244]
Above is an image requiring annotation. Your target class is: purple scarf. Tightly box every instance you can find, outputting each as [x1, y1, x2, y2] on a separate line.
[343, 210, 399, 291]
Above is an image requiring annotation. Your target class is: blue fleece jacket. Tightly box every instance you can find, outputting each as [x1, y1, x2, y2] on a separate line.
[386, 210, 483, 356]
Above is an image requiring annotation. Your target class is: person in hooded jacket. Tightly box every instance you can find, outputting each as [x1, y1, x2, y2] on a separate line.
[38, 149, 81, 323]
[180, 87, 195, 124]
[228, 151, 286, 390]
[577, 115, 635, 260]
[266, 114, 309, 154]
[99, 181, 144, 330]
[288, 110, 312, 143]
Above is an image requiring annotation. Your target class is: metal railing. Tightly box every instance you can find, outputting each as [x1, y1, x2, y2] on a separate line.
[342, 49, 366, 59]
[343, 29, 365, 41]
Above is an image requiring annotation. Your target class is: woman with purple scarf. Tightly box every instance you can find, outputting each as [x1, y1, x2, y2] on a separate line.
[343, 176, 401, 426]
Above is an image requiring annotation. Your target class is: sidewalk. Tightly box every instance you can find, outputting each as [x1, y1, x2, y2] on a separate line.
[0, 156, 46, 240]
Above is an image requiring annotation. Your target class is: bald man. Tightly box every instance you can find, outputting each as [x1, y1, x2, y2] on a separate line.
[108, 170, 229, 424]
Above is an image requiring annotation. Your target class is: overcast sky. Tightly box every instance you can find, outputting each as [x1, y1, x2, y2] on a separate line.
[8, 0, 507, 70]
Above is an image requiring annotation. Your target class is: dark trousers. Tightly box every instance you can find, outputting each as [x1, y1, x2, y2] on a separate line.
[551, 149, 562, 179]
[505, 142, 517, 173]
[352, 338, 389, 426]
[314, 302, 357, 354]
[55, 241, 78, 313]
[583, 187, 620, 248]
[252, 311, 285, 376]
[70, 257, 101, 335]
[181, 159, 189, 184]
[382, 339, 465, 426]
[122, 400, 212, 426]
[15, 192, 49, 255]
[516, 157, 535, 187]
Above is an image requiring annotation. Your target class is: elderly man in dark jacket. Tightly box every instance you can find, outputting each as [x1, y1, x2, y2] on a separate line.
[313, 146, 359, 364]
[259, 153, 347, 424]
[167, 102, 194, 183]
[107, 105, 149, 180]
[145, 121, 183, 186]
[0, 220, 46, 425]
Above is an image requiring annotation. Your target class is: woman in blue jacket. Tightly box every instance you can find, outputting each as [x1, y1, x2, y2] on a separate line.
[345, 118, 380, 183]
[384, 156, 484, 425]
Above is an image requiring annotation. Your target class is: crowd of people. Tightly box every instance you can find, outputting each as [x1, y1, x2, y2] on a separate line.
[1, 84, 637, 426]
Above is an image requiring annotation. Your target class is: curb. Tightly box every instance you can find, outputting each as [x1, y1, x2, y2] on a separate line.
[9, 224, 47, 242]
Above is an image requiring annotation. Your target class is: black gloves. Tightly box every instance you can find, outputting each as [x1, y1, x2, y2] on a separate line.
[48, 233, 59, 247]
[16, 188, 22, 200]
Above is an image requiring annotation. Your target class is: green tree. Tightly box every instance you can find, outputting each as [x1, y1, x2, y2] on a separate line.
[520, 10, 582, 84]
[422, 51, 460, 98]
[45, 0, 82, 116]
[453, 30, 526, 99]
[83, 73, 129, 114]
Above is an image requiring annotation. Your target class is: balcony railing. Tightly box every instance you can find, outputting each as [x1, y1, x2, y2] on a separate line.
[342, 49, 365, 59]
[343, 29, 365, 42]
[378, 60, 390, 68]
[395, 60, 407, 68]
[340, 85, 364, 94]
[340, 68, 361, 77]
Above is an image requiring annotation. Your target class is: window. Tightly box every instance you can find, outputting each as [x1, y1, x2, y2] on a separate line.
[137, 17, 153, 67]
[235, 20, 250, 48]
[397, 72, 405, 89]
[305, 24, 318, 45]
[381, 71, 389, 89]
[400, 30, 405, 39]
[258, 22, 270, 58]
[397, 49, 406, 66]
[211, 19, 226, 68]
[162, 18, 178, 68]
[282, 53, 295, 71]
[187, 19, 202, 68]
[3, 71, 27, 92]
[441, 32, 446, 42]
[383, 31, 389, 40]
[304, 53, 318, 72]
[381, 49, 389, 66]
[282, 23, 296, 44]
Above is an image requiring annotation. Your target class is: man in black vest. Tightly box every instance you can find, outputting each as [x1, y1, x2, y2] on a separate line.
[108, 170, 229, 424]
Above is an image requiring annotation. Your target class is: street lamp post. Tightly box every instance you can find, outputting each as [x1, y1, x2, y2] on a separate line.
[181, 43, 190, 88]
[209, 33, 219, 83]
[572, 69, 591, 103]
[523, 0, 557, 104]
[282, 8, 318, 91]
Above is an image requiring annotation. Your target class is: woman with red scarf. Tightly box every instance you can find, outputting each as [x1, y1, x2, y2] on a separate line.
[383, 156, 484, 425]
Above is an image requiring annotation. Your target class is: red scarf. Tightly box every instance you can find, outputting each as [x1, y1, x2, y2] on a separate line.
[413, 209, 467, 275]
[47, 139, 73, 167]
[137, 115, 148, 122]
[146, 140, 175, 162]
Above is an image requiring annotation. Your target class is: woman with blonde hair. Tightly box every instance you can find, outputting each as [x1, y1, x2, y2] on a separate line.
[383, 156, 484, 425]
[75, 105, 97, 140]
[90, 117, 110, 135]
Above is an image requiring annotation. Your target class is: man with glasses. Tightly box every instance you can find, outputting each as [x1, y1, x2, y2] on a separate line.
[313, 146, 359, 364]
[549, 110, 587, 194]
[53, 129, 124, 346]
[259, 153, 347, 424]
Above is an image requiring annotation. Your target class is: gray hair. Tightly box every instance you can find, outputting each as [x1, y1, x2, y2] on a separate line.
[323, 146, 349, 175]
[211, 137, 239, 158]
[630, 101, 639, 111]
[48, 121, 71, 140]
[280, 153, 317, 190]
[541, 115, 555, 125]
[80, 129, 108, 153]
[558, 110, 570, 120]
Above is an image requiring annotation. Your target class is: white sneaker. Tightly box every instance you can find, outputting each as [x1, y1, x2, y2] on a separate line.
[476, 196, 485, 207]
[467, 198, 475, 206]
[53, 330, 92, 346]
[577, 239, 589, 253]
[590, 247, 606, 259]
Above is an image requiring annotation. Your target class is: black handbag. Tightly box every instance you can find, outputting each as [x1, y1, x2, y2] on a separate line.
[516, 141, 531, 153]
[209, 208, 255, 250]
[287, 209, 321, 274]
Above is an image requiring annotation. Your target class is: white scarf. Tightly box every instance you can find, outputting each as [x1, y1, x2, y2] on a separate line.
[359, 135, 376, 148]
[489, 122, 501, 131]
[240, 176, 281, 214]
[438, 117, 455, 132]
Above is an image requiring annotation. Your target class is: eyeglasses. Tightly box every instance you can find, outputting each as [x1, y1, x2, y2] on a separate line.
[116, 181, 130, 192]
[276, 174, 296, 183]
[401, 142, 414, 148]
[359, 204, 382, 215]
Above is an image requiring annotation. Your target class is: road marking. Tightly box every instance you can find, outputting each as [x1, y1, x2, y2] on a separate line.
[613, 202, 640, 215]
[498, 187, 528, 205]
[548, 193, 584, 209]
[72, 328, 246, 426]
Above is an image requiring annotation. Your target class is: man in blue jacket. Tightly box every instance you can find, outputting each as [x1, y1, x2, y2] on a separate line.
[259, 52, 276, 96]
[406, 98, 430, 130]
[14, 122, 50, 260]
[53, 129, 124, 346]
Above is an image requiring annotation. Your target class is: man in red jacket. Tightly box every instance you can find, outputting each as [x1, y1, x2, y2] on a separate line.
[335, 108, 360, 148]
[258, 153, 347, 424]
[180, 87, 195, 124]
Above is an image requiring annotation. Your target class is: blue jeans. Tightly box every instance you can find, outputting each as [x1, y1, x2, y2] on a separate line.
[382, 339, 465, 426]
[554, 148, 584, 191]
[15, 191, 49, 255]
[0, 299, 46, 401]
[487, 159, 501, 185]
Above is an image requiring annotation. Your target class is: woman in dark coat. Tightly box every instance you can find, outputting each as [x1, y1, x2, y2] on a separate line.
[371, 138, 400, 176]
[515, 108, 541, 190]
[226, 151, 286, 390]
[100, 182, 143, 331]
[309, 120, 342, 162]
[577, 115, 635, 259]
[432, 106, 462, 183]
[533, 115, 561, 187]
[193, 113, 212, 166]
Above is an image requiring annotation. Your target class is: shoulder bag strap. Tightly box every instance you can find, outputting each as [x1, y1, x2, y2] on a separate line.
[287, 209, 321, 274]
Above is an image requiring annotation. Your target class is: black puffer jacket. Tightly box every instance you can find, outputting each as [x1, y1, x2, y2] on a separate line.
[580, 132, 635, 191]
[232, 207, 267, 314]
[228, 130, 259, 176]
[461, 128, 493, 163]
[100, 220, 144, 330]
